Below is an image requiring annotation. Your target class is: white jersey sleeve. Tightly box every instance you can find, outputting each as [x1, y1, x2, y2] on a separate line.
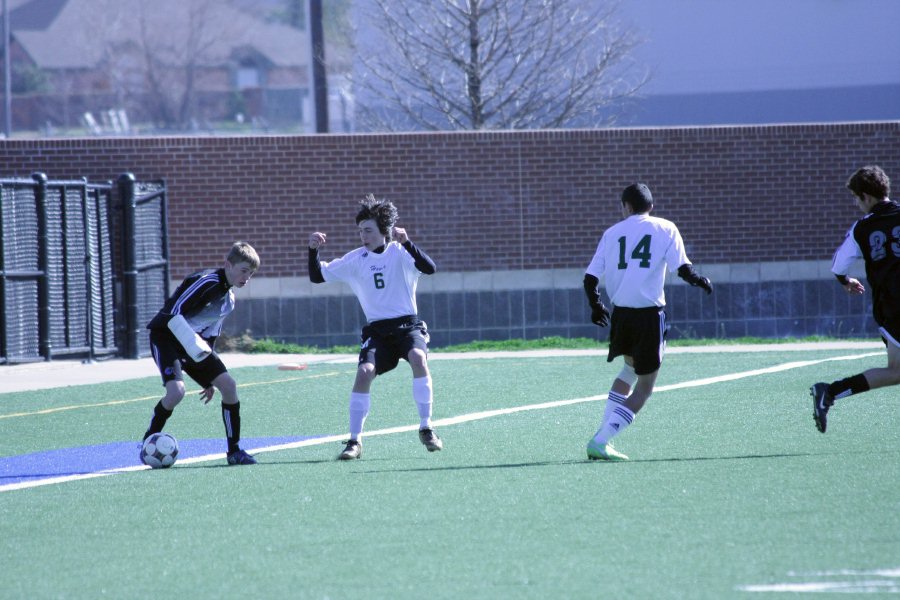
[585, 233, 608, 279]
[320, 247, 366, 284]
[585, 214, 687, 308]
[831, 224, 862, 276]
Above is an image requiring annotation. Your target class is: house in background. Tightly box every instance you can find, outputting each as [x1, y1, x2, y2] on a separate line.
[6, 0, 897, 134]
[5, 0, 311, 133]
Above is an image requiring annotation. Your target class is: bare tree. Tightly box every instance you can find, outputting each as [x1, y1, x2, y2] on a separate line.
[94, 0, 244, 131]
[134, 0, 222, 129]
[352, 0, 648, 131]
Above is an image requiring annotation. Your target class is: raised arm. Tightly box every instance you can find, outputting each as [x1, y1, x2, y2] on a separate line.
[308, 232, 326, 283]
[394, 227, 436, 274]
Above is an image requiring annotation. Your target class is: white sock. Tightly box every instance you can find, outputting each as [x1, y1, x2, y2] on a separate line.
[412, 376, 433, 429]
[602, 391, 628, 424]
[593, 394, 634, 445]
[349, 392, 370, 441]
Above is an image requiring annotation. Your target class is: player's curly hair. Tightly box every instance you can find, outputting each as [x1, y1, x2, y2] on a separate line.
[847, 166, 890, 200]
[356, 193, 398, 238]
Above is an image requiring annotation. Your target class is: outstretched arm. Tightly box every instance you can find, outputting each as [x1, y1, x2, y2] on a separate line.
[308, 232, 326, 283]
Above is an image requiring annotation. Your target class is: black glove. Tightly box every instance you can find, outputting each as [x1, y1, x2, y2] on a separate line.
[591, 303, 610, 327]
[677, 264, 713, 295]
[694, 276, 713, 295]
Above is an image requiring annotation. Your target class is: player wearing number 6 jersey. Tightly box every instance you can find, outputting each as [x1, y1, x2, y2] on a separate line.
[811, 166, 900, 433]
[308, 194, 441, 460]
[583, 183, 712, 460]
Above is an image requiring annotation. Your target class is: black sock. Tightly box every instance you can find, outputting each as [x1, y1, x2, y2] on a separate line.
[222, 402, 241, 454]
[828, 373, 870, 400]
[143, 401, 173, 440]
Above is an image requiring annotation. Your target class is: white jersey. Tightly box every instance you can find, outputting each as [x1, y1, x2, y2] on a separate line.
[585, 214, 689, 308]
[320, 241, 422, 322]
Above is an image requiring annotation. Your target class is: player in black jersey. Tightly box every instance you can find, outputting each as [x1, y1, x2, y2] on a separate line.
[142, 242, 260, 464]
[812, 166, 900, 432]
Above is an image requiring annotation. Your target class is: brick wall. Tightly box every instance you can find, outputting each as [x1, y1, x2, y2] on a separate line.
[1, 123, 895, 346]
[1, 122, 896, 279]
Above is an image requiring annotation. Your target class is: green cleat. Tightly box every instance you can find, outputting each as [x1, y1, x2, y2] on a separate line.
[586, 439, 629, 461]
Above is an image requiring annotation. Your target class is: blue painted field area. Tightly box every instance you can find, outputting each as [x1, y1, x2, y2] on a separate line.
[0, 436, 320, 485]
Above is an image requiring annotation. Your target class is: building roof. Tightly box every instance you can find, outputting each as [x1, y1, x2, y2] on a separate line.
[12, 0, 308, 70]
[8, 0, 65, 30]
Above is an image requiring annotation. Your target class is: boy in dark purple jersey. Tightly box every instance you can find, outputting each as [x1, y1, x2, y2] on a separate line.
[142, 241, 260, 465]
[812, 166, 900, 432]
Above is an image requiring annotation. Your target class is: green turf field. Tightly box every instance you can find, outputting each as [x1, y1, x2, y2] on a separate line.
[1, 347, 898, 598]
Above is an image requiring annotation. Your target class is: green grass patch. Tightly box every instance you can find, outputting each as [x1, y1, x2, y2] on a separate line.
[2, 347, 898, 597]
[227, 334, 878, 355]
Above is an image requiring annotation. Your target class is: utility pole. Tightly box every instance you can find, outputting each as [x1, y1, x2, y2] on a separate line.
[309, 0, 328, 133]
[3, 0, 10, 137]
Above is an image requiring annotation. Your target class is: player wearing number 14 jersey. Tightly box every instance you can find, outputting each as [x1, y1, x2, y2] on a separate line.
[583, 183, 712, 460]
[308, 195, 441, 460]
[811, 166, 900, 433]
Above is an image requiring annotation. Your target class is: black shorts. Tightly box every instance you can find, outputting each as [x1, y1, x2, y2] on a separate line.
[873, 293, 900, 348]
[358, 315, 430, 375]
[149, 329, 227, 388]
[606, 306, 669, 375]
[877, 319, 900, 350]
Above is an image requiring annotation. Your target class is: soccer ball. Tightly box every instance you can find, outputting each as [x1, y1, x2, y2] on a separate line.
[141, 432, 179, 469]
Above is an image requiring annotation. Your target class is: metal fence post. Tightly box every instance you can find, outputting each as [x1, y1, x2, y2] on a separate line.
[31, 172, 50, 360]
[0, 182, 5, 363]
[78, 177, 96, 363]
[117, 172, 139, 359]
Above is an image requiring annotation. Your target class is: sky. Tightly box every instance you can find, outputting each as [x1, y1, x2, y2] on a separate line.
[616, 0, 900, 94]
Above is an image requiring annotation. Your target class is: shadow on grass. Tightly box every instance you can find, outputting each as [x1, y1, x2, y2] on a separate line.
[178, 457, 338, 469]
[350, 451, 830, 474]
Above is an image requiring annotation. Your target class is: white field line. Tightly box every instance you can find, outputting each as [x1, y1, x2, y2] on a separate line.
[738, 567, 900, 593]
[0, 351, 881, 493]
[738, 580, 900, 593]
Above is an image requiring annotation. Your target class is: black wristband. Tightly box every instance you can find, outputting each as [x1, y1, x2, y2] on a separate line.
[835, 274, 849, 285]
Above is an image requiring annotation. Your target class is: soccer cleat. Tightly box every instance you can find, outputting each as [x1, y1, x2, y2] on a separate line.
[226, 448, 257, 465]
[586, 439, 629, 461]
[811, 382, 834, 433]
[418, 428, 443, 452]
[338, 439, 362, 460]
